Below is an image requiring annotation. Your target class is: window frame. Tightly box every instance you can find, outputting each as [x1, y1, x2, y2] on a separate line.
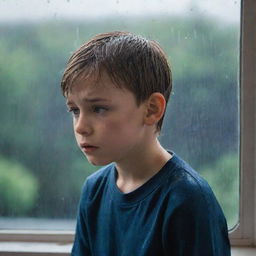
[0, 0, 255, 251]
[229, 0, 256, 246]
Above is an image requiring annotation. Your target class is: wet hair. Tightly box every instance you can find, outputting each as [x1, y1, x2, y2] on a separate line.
[61, 31, 172, 130]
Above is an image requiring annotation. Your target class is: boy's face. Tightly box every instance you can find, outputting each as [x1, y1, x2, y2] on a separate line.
[66, 72, 149, 166]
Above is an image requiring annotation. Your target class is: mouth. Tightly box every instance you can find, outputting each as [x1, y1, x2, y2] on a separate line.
[80, 143, 99, 153]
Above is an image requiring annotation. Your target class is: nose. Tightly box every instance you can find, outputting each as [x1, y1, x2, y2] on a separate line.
[74, 114, 93, 136]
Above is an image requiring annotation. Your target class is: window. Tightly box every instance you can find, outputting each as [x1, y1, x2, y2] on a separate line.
[229, 0, 256, 246]
[1, 0, 255, 254]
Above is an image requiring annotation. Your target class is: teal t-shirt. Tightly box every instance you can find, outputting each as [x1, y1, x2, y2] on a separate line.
[72, 152, 231, 256]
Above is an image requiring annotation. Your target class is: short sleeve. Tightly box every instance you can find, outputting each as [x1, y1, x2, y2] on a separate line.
[162, 182, 231, 256]
[71, 182, 91, 256]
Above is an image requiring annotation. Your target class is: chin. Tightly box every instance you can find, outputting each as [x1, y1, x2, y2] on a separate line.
[86, 156, 112, 166]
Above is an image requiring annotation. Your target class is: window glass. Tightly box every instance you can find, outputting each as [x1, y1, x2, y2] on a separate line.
[0, 0, 240, 230]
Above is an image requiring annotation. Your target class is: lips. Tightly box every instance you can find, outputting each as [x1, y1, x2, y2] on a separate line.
[80, 143, 99, 153]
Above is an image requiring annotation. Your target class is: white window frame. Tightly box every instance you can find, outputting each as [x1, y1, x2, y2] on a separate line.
[229, 0, 256, 247]
[0, 0, 255, 254]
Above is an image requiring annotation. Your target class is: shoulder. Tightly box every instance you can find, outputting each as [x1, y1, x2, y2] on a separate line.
[160, 155, 228, 235]
[163, 154, 222, 214]
[161, 154, 230, 254]
[80, 163, 114, 203]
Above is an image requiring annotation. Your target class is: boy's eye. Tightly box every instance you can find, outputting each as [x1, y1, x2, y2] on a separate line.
[92, 106, 108, 114]
[67, 107, 80, 117]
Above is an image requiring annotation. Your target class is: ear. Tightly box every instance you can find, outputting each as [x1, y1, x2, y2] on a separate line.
[144, 92, 166, 126]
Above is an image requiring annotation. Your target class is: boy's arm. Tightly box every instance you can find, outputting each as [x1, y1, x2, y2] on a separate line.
[162, 185, 231, 256]
[71, 183, 91, 256]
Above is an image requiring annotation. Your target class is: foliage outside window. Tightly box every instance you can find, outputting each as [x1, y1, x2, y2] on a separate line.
[0, 0, 240, 230]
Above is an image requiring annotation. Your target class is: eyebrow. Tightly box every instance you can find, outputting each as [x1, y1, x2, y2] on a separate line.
[66, 97, 110, 105]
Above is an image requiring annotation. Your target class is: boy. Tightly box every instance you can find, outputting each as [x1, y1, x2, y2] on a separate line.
[61, 31, 231, 255]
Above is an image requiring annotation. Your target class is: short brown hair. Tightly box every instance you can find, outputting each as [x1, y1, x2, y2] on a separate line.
[61, 31, 172, 130]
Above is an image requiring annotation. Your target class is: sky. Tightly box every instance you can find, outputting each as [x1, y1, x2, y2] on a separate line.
[0, 0, 240, 23]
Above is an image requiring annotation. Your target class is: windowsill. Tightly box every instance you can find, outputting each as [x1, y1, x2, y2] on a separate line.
[0, 242, 255, 256]
[232, 247, 256, 256]
[0, 242, 72, 255]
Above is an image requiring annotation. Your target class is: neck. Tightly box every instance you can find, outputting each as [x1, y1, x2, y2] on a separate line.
[115, 139, 171, 193]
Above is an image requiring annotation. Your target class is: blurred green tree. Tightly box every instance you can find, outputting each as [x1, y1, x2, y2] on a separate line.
[199, 153, 239, 228]
[0, 158, 38, 215]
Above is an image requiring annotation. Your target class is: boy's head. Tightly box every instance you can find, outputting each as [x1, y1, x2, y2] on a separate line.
[61, 31, 172, 131]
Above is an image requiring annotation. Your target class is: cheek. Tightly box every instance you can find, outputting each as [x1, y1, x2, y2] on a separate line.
[102, 120, 124, 136]
[74, 133, 81, 145]
[102, 118, 141, 141]
[73, 126, 82, 142]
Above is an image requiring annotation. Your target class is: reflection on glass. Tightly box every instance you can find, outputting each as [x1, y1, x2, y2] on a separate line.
[0, 0, 240, 230]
